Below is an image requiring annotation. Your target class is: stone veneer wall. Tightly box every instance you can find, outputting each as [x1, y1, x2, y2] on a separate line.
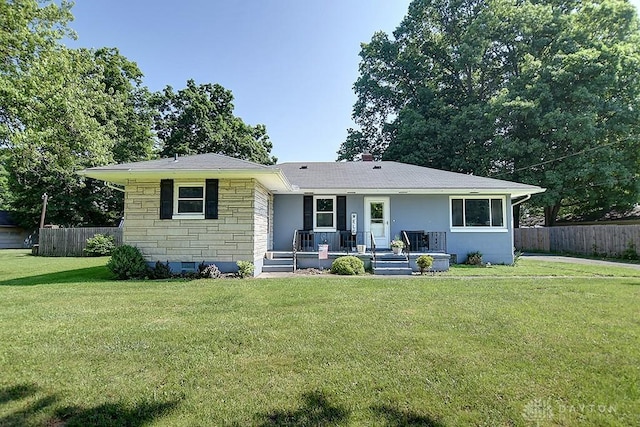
[123, 178, 260, 270]
[253, 182, 271, 271]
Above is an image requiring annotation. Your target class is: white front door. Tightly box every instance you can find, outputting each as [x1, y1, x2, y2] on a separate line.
[364, 197, 390, 249]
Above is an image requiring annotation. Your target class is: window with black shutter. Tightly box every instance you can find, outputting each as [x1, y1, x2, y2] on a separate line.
[159, 179, 219, 220]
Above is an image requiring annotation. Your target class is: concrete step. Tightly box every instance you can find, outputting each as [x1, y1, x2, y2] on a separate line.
[263, 257, 294, 266]
[373, 267, 413, 276]
[375, 260, 410, 268]
[262, 264, 295, 273]
[266, 251, 294, 259]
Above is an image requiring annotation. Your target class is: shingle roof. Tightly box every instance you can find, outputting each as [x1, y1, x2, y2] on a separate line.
[80, 154, 544, 196]
[276, 161, 542, 194]
[89, 153, 271, 171]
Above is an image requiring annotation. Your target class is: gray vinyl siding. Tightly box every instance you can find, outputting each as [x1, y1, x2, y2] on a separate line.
[273, 193, 515, 264]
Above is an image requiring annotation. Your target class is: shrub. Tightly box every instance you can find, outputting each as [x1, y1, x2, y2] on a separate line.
[236, 260, 255, 278]
[107, 245, 149, 280]
[622, 241, 639, 260]
[331, 256, 365, 275]
[150, 261, 172, 279]
[84, 234, 115, 256]
[199, 263, 222, 279]
[416, 255, 434, 274]
[512, 250, 523, 266]
[466, 251, 483, 266]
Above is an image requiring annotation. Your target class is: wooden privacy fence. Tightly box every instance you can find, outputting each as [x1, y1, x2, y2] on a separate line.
[38, 227, 123, 257]
[514, 225, 640, 257]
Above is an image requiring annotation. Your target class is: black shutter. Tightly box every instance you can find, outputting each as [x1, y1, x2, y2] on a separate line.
[160, 179, 173, 219]
[205, 179, 219, 219]
[337, 196, 347, 231]
[303, 195, 313, 231]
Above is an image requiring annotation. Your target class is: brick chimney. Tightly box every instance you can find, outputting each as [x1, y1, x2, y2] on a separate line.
[361, 152, 374, 162]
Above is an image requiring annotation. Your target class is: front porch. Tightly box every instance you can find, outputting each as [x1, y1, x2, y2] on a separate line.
[263, 230, 450, 275]
[292, 230, 447, 254]
[263, 250, 451, 274]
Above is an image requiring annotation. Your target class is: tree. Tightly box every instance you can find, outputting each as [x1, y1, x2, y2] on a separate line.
[1, 2, 156, 228]
[339, 0, 640, 225]
[153, 79, 276, 165]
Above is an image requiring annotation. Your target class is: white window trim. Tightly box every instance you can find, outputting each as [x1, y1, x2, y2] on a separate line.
[173, 182, 205, 219]
[313, 195, 337, 232]
[449, 196, 508, 233]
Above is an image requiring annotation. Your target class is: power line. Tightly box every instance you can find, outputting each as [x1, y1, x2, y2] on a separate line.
[491, 138, 636, 178]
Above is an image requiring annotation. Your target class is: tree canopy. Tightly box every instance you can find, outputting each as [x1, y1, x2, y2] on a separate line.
[153, 79, 276, 165]
[0, 1, 274, 228]
[338, 0, 640, 225]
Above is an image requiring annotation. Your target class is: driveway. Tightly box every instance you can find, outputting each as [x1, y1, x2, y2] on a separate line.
[522, 253, 640, 270]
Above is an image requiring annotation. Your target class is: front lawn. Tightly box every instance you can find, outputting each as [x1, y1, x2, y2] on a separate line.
[0, 250, 638, 426]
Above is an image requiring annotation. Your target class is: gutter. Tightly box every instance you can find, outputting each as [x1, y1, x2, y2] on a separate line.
[105, 181, 125, 192]
[511, 194, 531, 207]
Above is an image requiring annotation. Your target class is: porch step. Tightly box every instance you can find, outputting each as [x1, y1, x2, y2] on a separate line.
[373, 253, 412, 275]
[262, 264, 295, 273]
[263, 252, 295, 273]
[373, 267, 413, 276]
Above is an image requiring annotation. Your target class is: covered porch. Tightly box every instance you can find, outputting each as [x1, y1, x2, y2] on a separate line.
[263, 230, 450, 274]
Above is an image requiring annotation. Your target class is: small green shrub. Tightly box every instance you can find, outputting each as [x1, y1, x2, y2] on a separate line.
[236, 260, 254, 278]
[199, 263, 222, 279]
[331, 256, 365, 275]
[466, 251, 483, 266]
[84, 234, 115, 256]
[150, 260, 172, 279]
[416, 255, 434, 274]
[107, 245, 149, 280]
[512, 250, 523, 266]
[622, 241, 639, 260]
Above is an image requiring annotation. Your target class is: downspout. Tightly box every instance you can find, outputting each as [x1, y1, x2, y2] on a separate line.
[511, 194, 531, 207]
[105, 182, 125, 193]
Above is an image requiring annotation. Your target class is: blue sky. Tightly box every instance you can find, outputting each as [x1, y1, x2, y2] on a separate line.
[66, 0, 640, 163]
[65, 1, 411, 163]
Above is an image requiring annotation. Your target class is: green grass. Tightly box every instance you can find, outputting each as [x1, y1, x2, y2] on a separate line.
[0, 249, 638, 426]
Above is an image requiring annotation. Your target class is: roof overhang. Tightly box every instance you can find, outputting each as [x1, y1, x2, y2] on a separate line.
[285, 187, 546, 198]
[78, 168, 292, 192]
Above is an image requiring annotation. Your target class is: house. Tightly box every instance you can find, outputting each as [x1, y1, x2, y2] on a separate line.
[0, 211, 29, 249]
[79, 153, 544, 275]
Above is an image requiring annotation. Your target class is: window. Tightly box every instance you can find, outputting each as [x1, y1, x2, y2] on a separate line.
[159, 179, 218, 220]
[177, 186, 204, 214]
[314, 196, 336, 231]
[450, 197, 506, 230]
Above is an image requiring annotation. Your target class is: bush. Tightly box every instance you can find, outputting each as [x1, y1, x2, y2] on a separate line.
[622, 241, 639, 260]
[150, 261, 173, 279]
[466, 251, 483, 266]
[331, 256, 365, 275]
[416, 255, 434, 274]
[107, 245, 149, 279]
[236, 260, 254, 278]
[84, 234, 115, 256]
[199, 263, 222, 279]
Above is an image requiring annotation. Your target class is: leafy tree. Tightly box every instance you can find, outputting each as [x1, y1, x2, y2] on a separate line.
[339, 0, 640, 225]
[153, 79, 276, 165]
[1, 1, 155, 228]
[93, 47, 155, 164]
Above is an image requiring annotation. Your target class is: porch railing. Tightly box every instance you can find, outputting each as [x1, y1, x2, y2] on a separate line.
[370, 231, 376, 269]
[294, 230, 369, 253]
[401, 230, 447, 253]
[292, 229, 298, 273]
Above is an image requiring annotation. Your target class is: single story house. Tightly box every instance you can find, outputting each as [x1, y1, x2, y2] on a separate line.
[80, 153, 544, 275]
[0, 211, 29, 249]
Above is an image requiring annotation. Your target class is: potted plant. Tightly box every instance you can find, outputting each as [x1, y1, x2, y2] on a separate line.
[390, 236, 404, 254]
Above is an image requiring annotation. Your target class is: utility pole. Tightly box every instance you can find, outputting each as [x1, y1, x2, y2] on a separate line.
[39, 193, 48, 230]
